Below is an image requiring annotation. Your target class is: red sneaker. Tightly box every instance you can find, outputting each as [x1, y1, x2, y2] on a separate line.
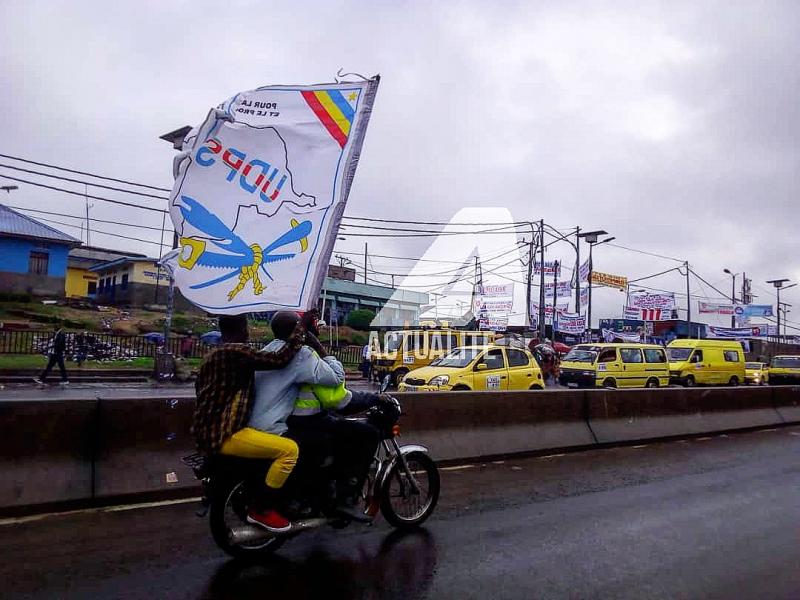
[246, 508, 292, 533]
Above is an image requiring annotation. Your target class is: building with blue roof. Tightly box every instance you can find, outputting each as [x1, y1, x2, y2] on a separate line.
[0, 203, 81, 296]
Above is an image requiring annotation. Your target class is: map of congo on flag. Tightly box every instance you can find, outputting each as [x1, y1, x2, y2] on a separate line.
[166, 78, 380, 314]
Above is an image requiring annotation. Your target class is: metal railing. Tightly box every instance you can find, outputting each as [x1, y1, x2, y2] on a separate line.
[0, 330, 364, 365]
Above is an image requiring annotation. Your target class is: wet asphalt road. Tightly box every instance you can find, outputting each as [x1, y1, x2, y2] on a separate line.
[1, 426, 799, 599]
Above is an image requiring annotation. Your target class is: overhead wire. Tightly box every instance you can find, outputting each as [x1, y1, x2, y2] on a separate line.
[0, 153, 172, 192]
[6, 205, 170, 233]
[0, 174, 168, 214]
[0, 163, 169, 201]
[30, 216, 166, 248]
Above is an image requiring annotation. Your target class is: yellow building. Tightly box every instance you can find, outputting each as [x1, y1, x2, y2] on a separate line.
[65, 246, 146, 299]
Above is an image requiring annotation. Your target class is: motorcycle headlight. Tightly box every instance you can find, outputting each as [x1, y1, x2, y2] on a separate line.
[428, 375, 450, 386]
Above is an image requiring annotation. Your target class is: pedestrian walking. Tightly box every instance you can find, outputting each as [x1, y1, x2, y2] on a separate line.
[360, 343, 371, 379]
[181, 331, 195, 358]
[34, 327, 69, 385]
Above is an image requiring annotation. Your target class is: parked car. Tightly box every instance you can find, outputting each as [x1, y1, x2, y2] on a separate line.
[397, 344, 544, 392]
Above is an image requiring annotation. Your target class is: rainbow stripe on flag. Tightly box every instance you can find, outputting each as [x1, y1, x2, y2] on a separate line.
[301, 89, 357, 148]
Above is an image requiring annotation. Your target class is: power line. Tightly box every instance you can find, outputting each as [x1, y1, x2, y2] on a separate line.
[689, 269, 733, 301]
[0, 163, 169, 201]
[7, 205, 170, 233]
[342, 215, 533, 227]
[32, 216, 165, 248]
[628, 267, 683, 284]
[0, 174, 168, 214]
[607, 243, 684, 263]
[0, 153, 172, 192]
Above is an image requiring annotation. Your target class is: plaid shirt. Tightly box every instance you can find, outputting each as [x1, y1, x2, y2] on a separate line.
[193, 326, 305, 454]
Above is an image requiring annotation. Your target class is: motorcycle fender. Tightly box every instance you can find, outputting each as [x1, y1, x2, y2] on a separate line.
[377, 444, 430, 491]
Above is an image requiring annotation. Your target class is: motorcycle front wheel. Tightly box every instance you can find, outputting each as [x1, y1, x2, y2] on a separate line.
[209, 479, 286, 559]
[380, 451, 440, 529]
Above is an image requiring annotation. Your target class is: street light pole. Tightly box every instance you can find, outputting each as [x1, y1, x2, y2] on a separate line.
[538, 220, 546, 339]
[574, 226, 581, 321]
[767, 279, 792, 343]
[723, 269, 737, 327]
[577, 230, 611, 342]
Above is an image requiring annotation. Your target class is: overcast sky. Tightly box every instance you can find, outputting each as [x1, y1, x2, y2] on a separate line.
[2, 1, 798, 327]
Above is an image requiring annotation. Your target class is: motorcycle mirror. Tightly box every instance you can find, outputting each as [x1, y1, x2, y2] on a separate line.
[380, 374, 391, 393]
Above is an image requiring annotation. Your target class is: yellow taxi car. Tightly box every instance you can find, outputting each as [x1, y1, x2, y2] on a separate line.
[372, 328, 493, 386]
[768, 355, 800, 385]
[559, 343, 670, 388]
[397, 344, 545, 392]
[745, 362, 769, 385]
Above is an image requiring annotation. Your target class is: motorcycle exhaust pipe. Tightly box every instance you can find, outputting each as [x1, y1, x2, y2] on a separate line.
[229, 517, 331, 546]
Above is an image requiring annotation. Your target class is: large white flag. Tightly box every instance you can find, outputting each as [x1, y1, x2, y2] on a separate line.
[167, 78, 379, 314]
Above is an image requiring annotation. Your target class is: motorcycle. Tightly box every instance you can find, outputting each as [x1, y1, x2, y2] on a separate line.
[183, 376, 440, 558]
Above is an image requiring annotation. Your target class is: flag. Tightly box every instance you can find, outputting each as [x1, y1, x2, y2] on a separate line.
[579, 287, 589, 308]
[167, 78, 380, 314]
[578, 259, 590, 283]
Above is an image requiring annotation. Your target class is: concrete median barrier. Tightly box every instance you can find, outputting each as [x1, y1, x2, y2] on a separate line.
[0, 398, 97, 509]
[771, 385, 800, 422]
[94, 395, 198, 498]
[587, 387, 784, 444]
[397, 390, 596, 461]
[2, 385, 799, 513]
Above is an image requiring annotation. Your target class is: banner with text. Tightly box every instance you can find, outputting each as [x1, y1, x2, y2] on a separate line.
[624, 306, 671, 321]
[706, 325, 776, 339]
[602, 329, 642, 343]
[534, 261, 561, 277]
[544, 281, 572, 299]
[478, 283, 515, 298]
[740, 304, 774, 318]
[698, 302, 734, 315]
[555, 312, 586, 334]
[167, 78, 380, 314]
[628, 290, 675, 310]
[590, 271, 628, 290]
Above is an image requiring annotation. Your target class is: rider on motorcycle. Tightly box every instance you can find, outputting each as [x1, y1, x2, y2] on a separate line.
[193, 314, 307, 534]
[253, 310, 383, 521]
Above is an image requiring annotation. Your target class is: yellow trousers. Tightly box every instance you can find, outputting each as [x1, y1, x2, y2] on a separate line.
[220, 428, 298, 489]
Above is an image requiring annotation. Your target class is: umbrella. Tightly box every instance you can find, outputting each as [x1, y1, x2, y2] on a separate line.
[200, 331, 222, 346]
[552, 342, 571, 354]
[143, 332, 165, 345]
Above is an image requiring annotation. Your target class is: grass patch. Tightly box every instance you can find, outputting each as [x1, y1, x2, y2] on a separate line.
[0, 355, 203, 370]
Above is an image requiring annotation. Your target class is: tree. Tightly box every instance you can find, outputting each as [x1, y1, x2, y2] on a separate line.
[345, 309, 375, 331]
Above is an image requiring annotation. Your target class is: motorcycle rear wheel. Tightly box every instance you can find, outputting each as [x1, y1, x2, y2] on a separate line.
[209, 479, 286, 559]
[380, 451, 440, 529]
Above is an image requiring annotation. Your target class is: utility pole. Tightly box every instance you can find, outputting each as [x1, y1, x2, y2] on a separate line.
[724, 269, 737, 328]
[766, 279, 793, 343]
[779, 302, 792, 338]
[525, 232, 534, 330]
[574, 226, 581, 318]
[685, 261, 692, 338]
[84, 185, 91, 246]
[551, 260, 559, 334]
[538, 220, 546, 339]
[363, 242, 368, 284]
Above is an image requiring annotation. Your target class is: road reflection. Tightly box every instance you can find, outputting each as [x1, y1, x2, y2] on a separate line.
[202, 528, 438, 599]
